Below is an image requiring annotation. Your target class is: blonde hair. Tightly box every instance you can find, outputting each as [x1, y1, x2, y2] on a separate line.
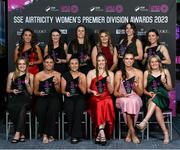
[147, 55, 163, 73]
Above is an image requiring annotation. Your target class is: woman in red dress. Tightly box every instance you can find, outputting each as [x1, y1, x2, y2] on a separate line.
[87, 52, 115, 145]
[91, 29, 118, 72]
[14, 28, 43, 75]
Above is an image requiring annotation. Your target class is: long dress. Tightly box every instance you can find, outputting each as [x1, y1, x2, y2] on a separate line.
[146, 74, 169, 111]
[88, 75, 115, 138]
[35, 76, 61, 137]
[21, 48, 39, 75]
[7, 73, 31, 134]
[48, 43, 68, 74]
[63, 71, 86, 138]
[116, 76, 142, 125]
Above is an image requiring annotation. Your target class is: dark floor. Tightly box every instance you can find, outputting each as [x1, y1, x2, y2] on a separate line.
[0, 114, 180, 149]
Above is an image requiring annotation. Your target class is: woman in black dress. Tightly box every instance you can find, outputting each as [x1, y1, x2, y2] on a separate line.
[67, 25, 92, 74]
[6, 57, 34, 143]
[61, 57, 86, 144]
[44, 29, 68, 74]
[34, 55, 61, 144]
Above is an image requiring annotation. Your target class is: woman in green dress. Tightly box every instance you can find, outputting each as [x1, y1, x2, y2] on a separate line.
[136, 55, 172, 144]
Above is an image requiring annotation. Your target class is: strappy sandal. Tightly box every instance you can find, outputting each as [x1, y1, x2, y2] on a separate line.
[11, 138, 19, 144]
[48, 136, 55, 142]
[99, 128, 106, 146]
[136, 119, 148, 132]
[132, 136, 140, 144]
[19, 137, 26, 142]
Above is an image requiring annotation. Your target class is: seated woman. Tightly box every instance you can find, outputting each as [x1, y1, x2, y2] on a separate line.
[136, 55, 172, 144]
[114, 51, 143, 144]
[87, 52, 115, 145]
[34, 55, 61, 144]
[6, 57, 34, 143]
[61, 57, 86, 144]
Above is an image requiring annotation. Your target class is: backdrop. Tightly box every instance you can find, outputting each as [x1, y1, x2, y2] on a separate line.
[8, 0, 176, 84]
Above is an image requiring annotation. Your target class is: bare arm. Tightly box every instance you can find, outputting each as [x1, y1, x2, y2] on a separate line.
[54, 73, 61, 93]
[106, 71, 114, 94]
[109, 47, 118, 72]
[6, 72, 14, 93]
[34, 45, 43, 64]
[91, 46, 98, 68]
[161, 45, 171, 65]
[114, 71, 121, 97]
[25, 73, 34, 95]
[78, 73, 86, 94]
[14, 46, 19, 63]
[44, 45, 49, 57]
[162, 69, 172, 91]
[133, 69, 143, 96]
[135, 39, 143, 60]
[34, 74, 41, 96]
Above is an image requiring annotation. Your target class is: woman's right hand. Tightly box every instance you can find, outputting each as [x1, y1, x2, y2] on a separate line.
[13, 89, 21, 95]
[65, 92, 71, 97]
[91, 90, 99, 96]
[40, 91, 47, 96]
[148, 91, 155, 98]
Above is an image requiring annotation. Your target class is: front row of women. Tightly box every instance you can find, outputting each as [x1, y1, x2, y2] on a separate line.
[6, 51, 172, 145]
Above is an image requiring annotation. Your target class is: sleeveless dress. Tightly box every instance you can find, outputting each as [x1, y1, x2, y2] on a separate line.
[88, 75, 115, 138]
[21, 48, 39, 75]
[68, 41, 91, 74]
[100, 46, 113, 70]
[116, 76, 142, 125]
[146, 74, 169, 111]
[49, 43, 68, 74]
[7, 73, 31, 133]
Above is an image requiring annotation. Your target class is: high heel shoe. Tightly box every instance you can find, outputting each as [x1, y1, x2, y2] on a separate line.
[163, 132, 169, 144]
[99, 128, 106, 146]
[136, 119, 148, 131]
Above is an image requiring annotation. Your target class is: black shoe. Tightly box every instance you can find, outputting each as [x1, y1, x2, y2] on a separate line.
[100, 137, 107, 146]
[95, 136, 101, 144]
[11, 139, 19, 144]
[71, 138, 79, 144]
[19, 138, 26, 142]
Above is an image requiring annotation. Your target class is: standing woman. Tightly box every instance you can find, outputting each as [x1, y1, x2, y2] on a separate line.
[67, 25, 92, 74]
[142, 29, 171, 68]
[114, 51, 143, 144]
[6, 57, 34, 143]
[44, 29, 68, 74]
[14, 28, 43, 75]
[117, 22, 143, 69]
[136, 55, 172, 144]
[34, 55, 61, 144]
[87, 53, 115, 145]
[91, 29, 118, 72]
[61, 57, 86, 144]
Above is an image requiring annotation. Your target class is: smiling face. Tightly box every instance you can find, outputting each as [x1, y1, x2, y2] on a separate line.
[149, 57, 160, 70]
[51, 31, 61, 43]
[17, 59, 27, 72]
[99, 32, 109, 44]
[148, 32, 159, 45]
[44, 58, 54, 71]
[22, 31, 32, 43]
[77, 26, 85, 39]
[69, 58, 79, 72]
[97, 55, 106, 69]
[125, 23, 135, 37]
[123, 53, 134, 67]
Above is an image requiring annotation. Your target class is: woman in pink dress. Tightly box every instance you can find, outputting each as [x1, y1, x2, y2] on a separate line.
[114, 51, 143, 144]
[87, 52, 115, 145]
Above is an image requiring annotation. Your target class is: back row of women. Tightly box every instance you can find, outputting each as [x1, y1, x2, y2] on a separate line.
[6, 22, 172, 145]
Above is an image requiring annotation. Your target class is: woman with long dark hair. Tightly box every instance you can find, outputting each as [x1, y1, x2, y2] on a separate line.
[44, 29, 68, 74]
[117, 22, 143, 69]
[67, 25, 92, 74]
[6, 57, 34, 143]
[114, 51, 143, 144]
[87, 52, 115, 145]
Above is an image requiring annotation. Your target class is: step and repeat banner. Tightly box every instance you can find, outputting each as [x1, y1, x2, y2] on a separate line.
[8, 0, 176, 82]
